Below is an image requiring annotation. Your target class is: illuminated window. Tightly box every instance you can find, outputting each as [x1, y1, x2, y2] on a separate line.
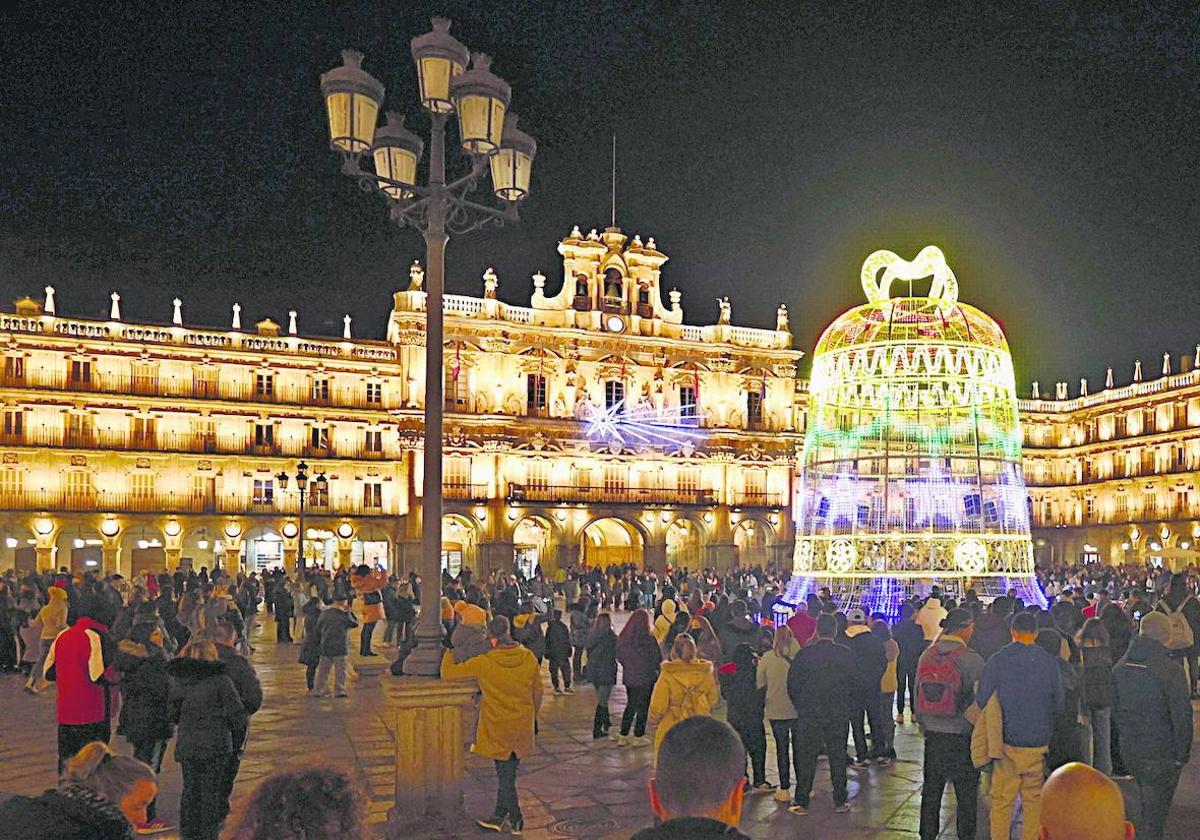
[309, 480, 328, 507]
[679, 385, 697, 423]
[605, 380, 625, 412]
[65, 469, 92, 499]
[254, 422, 274, 448]
[363, 482, 382, 509]
[747, 388, 764, 428]
[526, 373, 547, 416]
[365, 381, 383, 405]
[132, 416, 156, 447]
[527, 461, 550, 491]
[65, 413, 93, 446]
[365, 428, 382, 453]
[131, 472, 155, 500]
[255, 372, 274, 398]
[1, 409, 23, 439]
[311, 377, 330, 403]
[252, 479, 274, 506]
[0, 468, 22, 499]
[3, 355, 25, 383]
[603, 464, 627, 492]
[445, 366, 469, 409]
[68, 359, 92, 386]
[193, 366, 218, 398]
[309, 426, 330, 451]
[678, 467, 699, 493]
[446, 457, 470, 488]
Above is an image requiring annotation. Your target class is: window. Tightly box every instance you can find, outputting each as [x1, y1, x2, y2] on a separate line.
[0, 468, 22, 498]
[131, 472, 155, 500]
[309, 426, 329, 451]
[527, 461, 550, 491]
[193, 366, 218, 398]
[446, 457, 470, 488]
[445, 366, 469, 409]
[747, 388, 764, 427]
[3, 356, 24, 383]
[309, 480, 329, 507]
[1, 409, 22, 439]
[963, 494, 982, 518]
[744, 469, 766, 500]
[254, 422, 274, 448]
[526, 373, 547, 416]
[65, 413, 93, 446]
[68, 359, 91, 386]
[65, 470, 92, 498]
[678, 467, 699, 493]
[679, 385, 697, 423]
[254, 372, 274, 398]
[366, 381, 383, 405]
[1115, 494, 1128, 517]
[363, 482, 382, 509]
[605, 380, 625, 412]
[252, 479, 274, 506]
[365, 428, 383, 453]
[132, 416, 156, 447]
[603, 464, 627, 493]
[311, 377, 330, 403]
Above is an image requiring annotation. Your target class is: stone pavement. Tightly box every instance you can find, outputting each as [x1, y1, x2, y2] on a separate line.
[1, 613, 1198, 839]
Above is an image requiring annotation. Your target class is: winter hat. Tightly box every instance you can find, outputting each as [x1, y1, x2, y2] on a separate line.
[1140, 611, 1172, 645]
[846, 608, 867, 624]
[455, 601, 487, 627]
[941, 608, 973, 633]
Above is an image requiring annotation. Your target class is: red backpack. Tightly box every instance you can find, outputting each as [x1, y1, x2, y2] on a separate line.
[916, 645, 966, 717]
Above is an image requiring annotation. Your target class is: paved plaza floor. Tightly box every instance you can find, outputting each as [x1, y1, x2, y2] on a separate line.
[2, 613, 1199, 838]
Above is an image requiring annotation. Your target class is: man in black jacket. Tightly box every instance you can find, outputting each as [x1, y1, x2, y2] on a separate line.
[719, 600, 769, 661]
[844, 607, 887, 767]
[786, 613, 855, 815]
[1112, 611, 1193, 840]
[207, 619, 263, 825]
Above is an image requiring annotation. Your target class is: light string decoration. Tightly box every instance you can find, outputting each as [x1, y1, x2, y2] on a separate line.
[783, 246, 1046, 617]
[585, 398, 706, 449]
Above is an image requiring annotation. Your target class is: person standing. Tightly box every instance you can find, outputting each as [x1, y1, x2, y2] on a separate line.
[649, 634, 720, 759]
[1112, 611, 1193, 840]
[207, 621, 263, 828]
[786, 613, 854, 815]
[872, 618, 900, 765]
[297, 596, 324, 692]
[586, 613, 618, 740]
[381, 577, 400, 645]
[43, 595, 117, 773]
[616, 609, 662, 747]
[26, 584, 68, 693]
[168, 640, 247, 840]
[441, 616, 542, 834]
[916, 591, 948, 644]
[914, 608, 984, 840]
[757, 624, 801, 801]
[272, 580, 294, 644]
[312, 595, 358, 698]
[893, 602, 925, 724]
[350, 565, 386, 657]
[976, 610, 1064, 840]
[720, 643, 772, 792]
[114, 622, 174, 833]
[1076, 618, 1114, 775]
[843, 608, 887, 768]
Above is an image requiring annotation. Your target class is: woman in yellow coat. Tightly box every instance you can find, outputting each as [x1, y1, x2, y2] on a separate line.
[648, 634, 720, 760]
[350, 565, 388, 657]
[441, 615, 543, 833]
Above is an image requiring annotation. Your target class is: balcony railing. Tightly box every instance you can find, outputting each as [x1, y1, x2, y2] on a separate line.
[730, 490, 788, 508]
[443, 482, 491, 502]
[0, 489, 399, 516]
[508, 483, 717, 506]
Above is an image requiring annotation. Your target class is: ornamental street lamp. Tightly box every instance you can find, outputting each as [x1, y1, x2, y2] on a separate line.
[276, 461, 327, 577]
[320, 17, 536, 677]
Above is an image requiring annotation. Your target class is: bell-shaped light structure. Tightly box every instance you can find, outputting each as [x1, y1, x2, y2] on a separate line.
[372, 112, 424, 200]
[410, 17, 469, 114]
[490, 114, 537, 201]
[782, 246, 1046, 618]
[319, 50, 385, 155]
[450, 53, 510, 155]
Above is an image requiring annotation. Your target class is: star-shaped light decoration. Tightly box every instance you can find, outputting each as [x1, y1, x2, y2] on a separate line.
[585, 399, 705, 449]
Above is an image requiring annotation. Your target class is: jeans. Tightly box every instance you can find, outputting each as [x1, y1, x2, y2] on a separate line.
[990, 744, 1047, 840]
[877, 692, 897, 757]
[595, 683, 612, 709]
[572, 646, 586, 681]
[275, 613, 292, 643]
[793, 718, 849, 807]
[733, 719, 767, 785]
[383, 619, 399, 643]
[897, 655, 920, 714]
[360, 621, 377, 656]
[850, 690, 883, 760]
[769, 719, 800, 789]
[58, 720, 111, 774]
[548, 656, 572, 690]
[920, 732, 978, 840]
[1128, 757, 1182, 840]
[305, 661, 318, 691]
[1081, 706, 1112, 776]
[314, 655, 348, 695]
[180, 757, 228, 840]
[620, 684, 652, 737]
[494, 753, 521, 821]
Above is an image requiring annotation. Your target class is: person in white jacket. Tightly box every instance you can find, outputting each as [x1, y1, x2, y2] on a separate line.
[915, 591, 948, 642]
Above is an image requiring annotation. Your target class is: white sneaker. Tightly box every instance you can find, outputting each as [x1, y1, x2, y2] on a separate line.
[630, 736, 651, 747]
[563, 686, 575, 694]
[553, 687, 563, 695]
[616, 735, 629, 746]
[773, 788, 792, 802]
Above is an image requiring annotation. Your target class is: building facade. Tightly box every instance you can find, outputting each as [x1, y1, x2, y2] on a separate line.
[0, 225, 802, 579]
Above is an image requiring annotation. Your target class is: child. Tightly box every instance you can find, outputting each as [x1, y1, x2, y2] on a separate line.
[545, 610, 573, 694]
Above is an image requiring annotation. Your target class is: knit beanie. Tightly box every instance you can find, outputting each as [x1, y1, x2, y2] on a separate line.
[1140, 611, 1172, 645]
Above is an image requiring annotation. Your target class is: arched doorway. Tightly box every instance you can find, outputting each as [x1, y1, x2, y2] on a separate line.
[666, 518, 703, 571]
[442, 514, 478, 576]
[581, 517, 643, 567]
[55, 524, 105, 575]
[513, 516, 553, 578]
[180, 526, 222, 573]
[351, 525, 392, 571]
[121, 525, 166, 579]
[733, 518, 771, 568]
[240, 526, 284, 573]
[0, 523, 37, 574]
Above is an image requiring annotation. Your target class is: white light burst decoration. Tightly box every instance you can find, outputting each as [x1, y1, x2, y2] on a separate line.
[585, 399, 705, 449]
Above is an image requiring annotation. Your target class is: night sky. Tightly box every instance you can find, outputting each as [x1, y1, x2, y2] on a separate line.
[3, 1, 1200, 390]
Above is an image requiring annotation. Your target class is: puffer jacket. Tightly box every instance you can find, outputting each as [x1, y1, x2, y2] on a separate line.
[586, 629, 618, 687]
[719, 615, 769, 661]
[114, 640, 173, 743]
[617, 632, 662, 688]
[36, 586, 69, 640]
[649, 659, 720, 756]
[1112, 634, 1193, 764]
[1080, 645, 1114, 710]
[0, 785, 134, 840]
[167, 658, 246, 761]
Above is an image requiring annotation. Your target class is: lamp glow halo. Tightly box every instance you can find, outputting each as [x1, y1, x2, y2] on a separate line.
[783, 246, 1046, 618]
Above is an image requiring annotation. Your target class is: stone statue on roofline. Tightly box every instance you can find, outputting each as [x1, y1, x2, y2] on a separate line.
[716, 296, 731, 325]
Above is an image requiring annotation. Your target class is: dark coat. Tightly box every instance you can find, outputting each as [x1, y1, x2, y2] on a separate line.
[617, 631, 662, 688]
[586, 629, 618, 687]
[0, 788, 133, 840]
[167, 658, 247, 761]
[298, 600, 323, 666]
[787, 638, 854, 723]
[1112, 635, 1194, 764]
[315, 606, 359, 657]
[114, 639, 174, 743]
[718, 615, 769, 661]
[1080, 645, 1114, 710]
[969, 612, 1011, 661]
[545, 620, 572, 660]
[629, 817, 752, 840]
[844, 626, 888, 697]
[272, 587, 293, 619]
[721, 659, 765, 730]
[215, 644, 262, 748]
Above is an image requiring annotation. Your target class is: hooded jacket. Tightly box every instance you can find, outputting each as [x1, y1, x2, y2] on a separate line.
[718, 615, 769, 662]
[649, 658, 720, 755]
[440, 643, 542, 760]
[629, 817, 751, 840]
[1112, 634, 1193, 764]
[215, 643, 262, 747]
[916, 598, 948, 642]
[586, 628, 618, 686]
[844, 624, 887, 697]
[167, 657, 247, 761]
[115, 639, 173, 743]
[653, 599, 679, 645]
[44, 615, 114, 726]
[36, 586, 69, 640]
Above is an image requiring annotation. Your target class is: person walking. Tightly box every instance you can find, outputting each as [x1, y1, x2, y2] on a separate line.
[350, 565, 387, 657]
[786, 613, 854, 815]
[297, 596, 323, 692]
[441, 616, 542, 834]
[914, 608, 984, 840]
[207, 620, 263, 827]
[843, 608, 887, 768]
[616, 609, 662, 747]
[893, 602, 925, 724]
[586, 613, 618, 740]
[545, 609, 574, 694]
[649, 634, 720, 760]
[168, 640, 247, 840]
[312, 595, 358, 698]
[1077, 618, 1115, 775]
[272, 580, 293, 644]
[756, 624, 801, 802]
[26, 584, 68, 693]
[43, 595, 117, 773]
[114, 623, 174, 833]
[1112, 611, 1193, 840]
[976, 610, 1064, 840]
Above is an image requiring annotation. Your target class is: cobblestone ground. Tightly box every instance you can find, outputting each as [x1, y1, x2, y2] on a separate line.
[1, 613, 1199, 839]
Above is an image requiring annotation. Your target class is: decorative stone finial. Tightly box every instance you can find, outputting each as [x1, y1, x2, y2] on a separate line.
[43, 286, 56, 315]
[1163, 352, 1172, 376]
[288, 310, 298, 335]
[716, 296, 731, 325]
[343, 314, 352, 339]
[668, 288, 682, 310]
[172, 298, 182, 326]
[232, 303, 242, 331]
[776, 304, 790, 332]
[409, 260, 425, 291]
[647, 237, 656, 250]
[1032, 381, 1040, 399]
[109, 292, 121, 321]
[570, 224, 582, 239]
[1105, 367, 1113, 389]
[532, 271, 545, 290]
[1080, 378, 1088, 396]
[587, 228, 599, 241]
[631, 234, 643, 248]
[483, 267, 499, 299]
[1134, 360, 1142, 382]
[1056, 381, 1068, 400]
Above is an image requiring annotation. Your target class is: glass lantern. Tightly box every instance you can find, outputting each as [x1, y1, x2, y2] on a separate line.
[450, 53, 510, 155]
[372, 112, 424, 199]
[410, 17, 469, 114]
[490, 115, 537, 201]
[319, 50, 385, 155]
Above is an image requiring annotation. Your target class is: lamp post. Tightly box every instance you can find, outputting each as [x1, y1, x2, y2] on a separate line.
[276, 461, 327, 577]
[321, 17, 535, 677]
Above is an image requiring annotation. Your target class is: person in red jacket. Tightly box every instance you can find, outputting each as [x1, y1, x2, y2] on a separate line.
[44, 595, 117, 773]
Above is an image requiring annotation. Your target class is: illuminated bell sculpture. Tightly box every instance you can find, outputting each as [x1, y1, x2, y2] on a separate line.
[783, 246, 1045, 616]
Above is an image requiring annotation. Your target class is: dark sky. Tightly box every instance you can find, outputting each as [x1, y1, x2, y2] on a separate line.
[3, 0, 1200, 390]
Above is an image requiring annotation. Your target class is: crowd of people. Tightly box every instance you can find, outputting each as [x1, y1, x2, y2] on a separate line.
[0, 557, 1197, 839]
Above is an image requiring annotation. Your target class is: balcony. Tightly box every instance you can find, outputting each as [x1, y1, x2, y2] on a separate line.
[730, 490, 787, 508]
[444, 482, 491, 502]
[507, 483, 717, 506]
[0, 488, 399, 517]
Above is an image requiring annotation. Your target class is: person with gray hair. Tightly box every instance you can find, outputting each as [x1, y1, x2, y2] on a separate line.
[1112, 610, 1193, 840]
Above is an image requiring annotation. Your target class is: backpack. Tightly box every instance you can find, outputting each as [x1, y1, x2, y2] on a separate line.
[916, 645, 966, 717]
[1158, 597, 1196, 651]
[676, 680, 710, 721]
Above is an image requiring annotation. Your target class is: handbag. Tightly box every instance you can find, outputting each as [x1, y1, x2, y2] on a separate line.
[363, 591, 382, 606]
